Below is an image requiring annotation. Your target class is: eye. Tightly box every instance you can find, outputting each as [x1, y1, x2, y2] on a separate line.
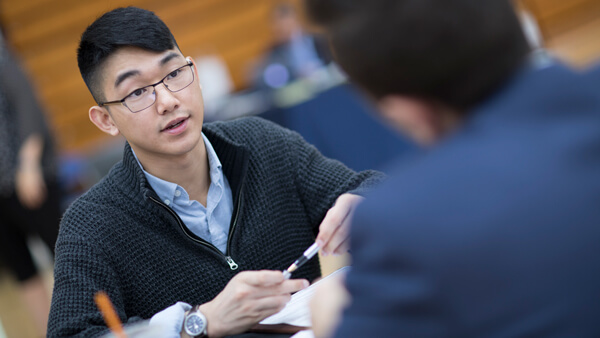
[129, 87, 147, 98]
[166, 68, 181, 80]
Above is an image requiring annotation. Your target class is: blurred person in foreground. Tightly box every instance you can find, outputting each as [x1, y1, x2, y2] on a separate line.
[303, 0, 600, 337]
[0, 30, 61, 336]
[48, 6, 383, 338]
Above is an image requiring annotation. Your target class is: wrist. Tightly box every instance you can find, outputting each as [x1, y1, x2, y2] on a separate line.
[183, 304, 211, 338]
[198, 303, 222, 338]
[180, 309, 192, 338]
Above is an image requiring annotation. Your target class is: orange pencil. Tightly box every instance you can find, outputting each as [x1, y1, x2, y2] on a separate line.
[94, 291, 127, 338]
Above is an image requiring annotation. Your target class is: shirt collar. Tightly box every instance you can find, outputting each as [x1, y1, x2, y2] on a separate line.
[203, 133, 223, 177]
[131, 132, 224, 203]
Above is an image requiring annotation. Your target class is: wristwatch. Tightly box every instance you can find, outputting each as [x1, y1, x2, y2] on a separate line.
[183, 304, 208, 337]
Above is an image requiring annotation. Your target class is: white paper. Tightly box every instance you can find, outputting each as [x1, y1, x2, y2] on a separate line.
[260, 266, 351, 327]
[291, 330, 315, 338]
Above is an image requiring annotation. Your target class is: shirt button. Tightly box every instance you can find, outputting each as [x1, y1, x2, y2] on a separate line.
[164, 199, 171, 205]
[174, 190, 181, 197]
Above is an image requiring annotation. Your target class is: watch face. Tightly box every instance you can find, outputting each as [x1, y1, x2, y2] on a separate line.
[185, 313, 206, 335]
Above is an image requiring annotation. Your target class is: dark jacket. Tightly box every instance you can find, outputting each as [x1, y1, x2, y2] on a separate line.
[337, 64, 600, 337]
[48, 116, 383, 337]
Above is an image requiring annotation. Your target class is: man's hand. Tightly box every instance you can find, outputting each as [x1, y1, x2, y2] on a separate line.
[15, 134, 46, 209]
[195, 270, 308, 337]
[310, 271, 350, 338]
[15, 165, 47, 209]
[316, 193, 364, 256]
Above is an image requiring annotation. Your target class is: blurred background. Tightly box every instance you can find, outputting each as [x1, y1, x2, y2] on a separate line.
[0, 0, 598, 337]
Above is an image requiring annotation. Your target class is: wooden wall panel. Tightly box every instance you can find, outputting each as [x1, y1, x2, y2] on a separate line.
[518, 0, 600, 67]
[0, 0, 284, 152]
[520, 0, 600, 37]
[0, 0, 598, 153]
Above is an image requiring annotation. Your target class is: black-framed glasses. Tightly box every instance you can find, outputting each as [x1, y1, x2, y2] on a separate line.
[98, 59, 195, 113]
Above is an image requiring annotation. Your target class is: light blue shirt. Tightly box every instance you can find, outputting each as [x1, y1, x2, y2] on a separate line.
[132, 133, 234, 253]
[136, 134, 235, 337]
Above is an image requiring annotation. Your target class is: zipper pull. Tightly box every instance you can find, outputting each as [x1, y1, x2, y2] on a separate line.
[225, 256, 239, 270]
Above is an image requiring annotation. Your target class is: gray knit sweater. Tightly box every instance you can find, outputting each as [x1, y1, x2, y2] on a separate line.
[48, 117, 384, 337]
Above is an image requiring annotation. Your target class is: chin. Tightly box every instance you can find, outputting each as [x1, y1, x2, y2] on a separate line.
[175, 133, 203, 155]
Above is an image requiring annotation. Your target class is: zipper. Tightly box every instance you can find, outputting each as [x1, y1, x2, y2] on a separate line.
[225, 256, 238, 270]
[223, 186, 243, 269]
[221, 164, 246, 269]
[149, 195, 239, 270]
[226, 180, 244, 257]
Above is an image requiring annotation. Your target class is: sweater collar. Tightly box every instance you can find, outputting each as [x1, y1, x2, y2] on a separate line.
[114, 123, 250, 202]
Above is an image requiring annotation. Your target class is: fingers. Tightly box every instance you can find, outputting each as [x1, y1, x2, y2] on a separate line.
[324, 215, 350, 255]
[235, 280, 308, 301]
[329, 236, 350, 257]
[317, 193, 364, 256]
[203, 270, 309, 336]
[316, 205, 347, 253]
[240, 270, 284, 287]
[250, 294, 291, 314]
[234, 271, 309, 297]
[280, 278, 309, 294]
[229, 293, 292, 327]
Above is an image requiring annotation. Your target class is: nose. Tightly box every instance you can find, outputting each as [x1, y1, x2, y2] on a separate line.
[153, 83, 180, 115]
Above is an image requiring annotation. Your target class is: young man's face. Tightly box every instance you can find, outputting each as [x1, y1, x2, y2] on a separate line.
[92, 46, 205, 164]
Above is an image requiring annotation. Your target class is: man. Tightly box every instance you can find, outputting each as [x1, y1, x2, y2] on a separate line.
[48, 7, 383, 337]
[304, 0, 600, 336]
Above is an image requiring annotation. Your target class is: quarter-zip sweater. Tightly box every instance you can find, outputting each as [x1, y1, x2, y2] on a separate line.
[48, 116, 384, 337]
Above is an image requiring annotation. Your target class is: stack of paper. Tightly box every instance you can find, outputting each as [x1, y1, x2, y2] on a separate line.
[259, 266, 351, 328]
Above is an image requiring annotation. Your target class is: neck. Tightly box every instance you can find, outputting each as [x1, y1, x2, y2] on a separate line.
[134, 141, 211, 206]
[429, 106, 462, 145]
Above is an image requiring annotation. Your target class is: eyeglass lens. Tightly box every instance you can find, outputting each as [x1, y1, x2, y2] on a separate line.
[125, 64, 194, 113]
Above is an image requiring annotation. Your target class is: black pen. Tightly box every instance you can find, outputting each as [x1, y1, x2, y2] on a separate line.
[282, 242, 320, 279]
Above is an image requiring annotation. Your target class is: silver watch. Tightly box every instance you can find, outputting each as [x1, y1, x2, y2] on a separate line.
[183, 305, 208, 337]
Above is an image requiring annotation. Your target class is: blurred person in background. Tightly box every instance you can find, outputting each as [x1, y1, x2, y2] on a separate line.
[251, 2, 332, 93]
[303, 0, 600, 337]
[0, 28, 61, 337]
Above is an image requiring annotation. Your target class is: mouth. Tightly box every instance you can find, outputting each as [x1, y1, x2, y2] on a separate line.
[162, 117, 189, 132]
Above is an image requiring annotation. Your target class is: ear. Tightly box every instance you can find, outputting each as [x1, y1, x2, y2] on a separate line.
[377, 95, 441, 146]
[89, 106, 120, 136]
[186, 56, 203, 90]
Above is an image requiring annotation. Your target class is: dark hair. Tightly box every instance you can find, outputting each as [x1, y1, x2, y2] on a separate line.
[77, 7, 179, 102]
[305, 0, 531, 112]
